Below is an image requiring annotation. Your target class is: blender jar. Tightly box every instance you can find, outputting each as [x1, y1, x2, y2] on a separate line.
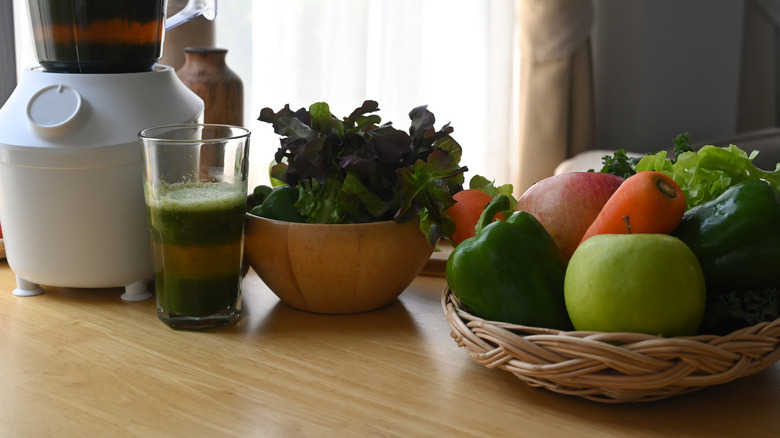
[27, 0, 216, 73]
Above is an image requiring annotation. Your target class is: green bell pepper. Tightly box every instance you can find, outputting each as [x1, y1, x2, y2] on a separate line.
[249, 185, 306, 222]
[445, 194, 573, 330]
[673, 178, 780, 294]
[247, 185, 274, 211]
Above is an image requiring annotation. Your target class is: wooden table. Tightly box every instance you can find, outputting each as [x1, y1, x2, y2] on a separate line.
[0, 260, 778, 437]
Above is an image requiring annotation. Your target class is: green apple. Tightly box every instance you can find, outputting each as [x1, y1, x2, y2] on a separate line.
[564, 234, 706, 337]
[269, 160, 286, 187]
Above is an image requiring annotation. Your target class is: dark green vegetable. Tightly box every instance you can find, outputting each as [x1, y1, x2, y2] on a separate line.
[594, 133, 692, 179]
[445, 195, 573, 330]
[700, 288, 779, 335]
[247, 185, 273, 211]
[670, 132, 695, 162]
[249, 185, 305, 222]
[673, 179, 780, 294]
[258, 100, 466, 245]
[595, 148, 643, 179]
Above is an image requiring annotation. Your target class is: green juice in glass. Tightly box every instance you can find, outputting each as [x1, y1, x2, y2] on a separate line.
[146, 182, 246, 325]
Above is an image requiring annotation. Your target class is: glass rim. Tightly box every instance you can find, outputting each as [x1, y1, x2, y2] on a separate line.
[138, 123, 251, 142]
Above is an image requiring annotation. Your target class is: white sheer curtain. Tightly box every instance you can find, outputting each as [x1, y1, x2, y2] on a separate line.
[241, 0, 519, 189]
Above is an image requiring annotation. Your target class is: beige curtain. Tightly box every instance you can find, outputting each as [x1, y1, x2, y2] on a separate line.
[515, 0, 595, 193]
[737, 0, 780, 132]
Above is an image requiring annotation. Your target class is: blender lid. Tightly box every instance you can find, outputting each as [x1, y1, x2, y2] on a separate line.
[0, 66, 203, 153]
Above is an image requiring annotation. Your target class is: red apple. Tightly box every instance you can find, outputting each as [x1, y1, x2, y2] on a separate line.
[516, 172, 624, 260]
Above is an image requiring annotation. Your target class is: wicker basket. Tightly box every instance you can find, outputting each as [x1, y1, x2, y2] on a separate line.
[442, 287, 780, 403]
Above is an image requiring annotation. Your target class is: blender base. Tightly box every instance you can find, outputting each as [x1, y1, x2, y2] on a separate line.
[0, 66, 202, 303]
[12, 276, 44, 296]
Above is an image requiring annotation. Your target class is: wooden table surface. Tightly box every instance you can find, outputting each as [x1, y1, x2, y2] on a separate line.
[0, 260, 778, 437]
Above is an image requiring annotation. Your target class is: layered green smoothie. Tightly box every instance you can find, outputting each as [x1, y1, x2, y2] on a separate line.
[146, 182, 247, 320]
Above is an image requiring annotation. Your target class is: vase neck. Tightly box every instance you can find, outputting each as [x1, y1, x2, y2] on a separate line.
[184, 47, 228, 66]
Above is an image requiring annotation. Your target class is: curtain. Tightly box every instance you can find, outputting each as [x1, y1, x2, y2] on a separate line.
[737, 0, 780, 132]
[245, 0, 518, 189]
[516, 0, 595, 193]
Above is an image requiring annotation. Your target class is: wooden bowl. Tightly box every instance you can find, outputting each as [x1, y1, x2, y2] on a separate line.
[244, 214, 435, 314]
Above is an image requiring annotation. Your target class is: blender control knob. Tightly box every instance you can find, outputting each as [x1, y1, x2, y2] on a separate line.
[26, 84, 85, 138]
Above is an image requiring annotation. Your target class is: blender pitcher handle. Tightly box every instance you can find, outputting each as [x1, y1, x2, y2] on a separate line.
[166, 0, 217, 31]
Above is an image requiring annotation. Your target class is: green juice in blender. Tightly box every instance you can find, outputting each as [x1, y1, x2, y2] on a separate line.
[146, 182, 246, 318]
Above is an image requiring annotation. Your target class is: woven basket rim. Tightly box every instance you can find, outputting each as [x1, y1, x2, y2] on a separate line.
[442, 286, 780, 403]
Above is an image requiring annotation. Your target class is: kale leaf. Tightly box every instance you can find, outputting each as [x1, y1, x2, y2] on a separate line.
[699, 288, 779, 335]
[671, 132, 693, 163]
[597, 149, 642, 179]
[595, 133, 692, 179]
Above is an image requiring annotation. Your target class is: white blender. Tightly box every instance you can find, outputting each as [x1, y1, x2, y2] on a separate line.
[0, 0, 216, 300]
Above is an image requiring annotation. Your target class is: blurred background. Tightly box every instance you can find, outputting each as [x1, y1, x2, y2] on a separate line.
[3, 0, 777, 194]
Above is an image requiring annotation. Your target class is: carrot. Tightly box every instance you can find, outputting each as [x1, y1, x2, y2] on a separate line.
[579, 170, 686, 245]
[446, 189, 505, 245]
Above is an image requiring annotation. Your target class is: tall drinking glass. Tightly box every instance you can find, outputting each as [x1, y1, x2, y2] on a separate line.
[139, 124, 249, 330]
